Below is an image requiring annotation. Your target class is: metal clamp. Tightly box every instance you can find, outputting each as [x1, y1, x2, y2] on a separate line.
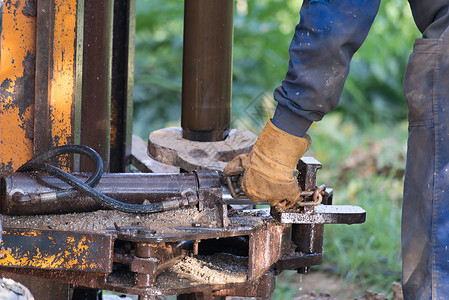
[226, 175, 247, 199]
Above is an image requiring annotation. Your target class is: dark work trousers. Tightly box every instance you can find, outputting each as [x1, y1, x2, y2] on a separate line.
[402, 24, 449, 299]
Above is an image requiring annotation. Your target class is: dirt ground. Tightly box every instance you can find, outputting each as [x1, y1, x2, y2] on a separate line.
[279, 271, 403, 300]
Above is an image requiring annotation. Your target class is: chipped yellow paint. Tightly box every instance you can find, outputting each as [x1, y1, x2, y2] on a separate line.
[48, 236, 57, 245]
[0, 0, 36, 171]
[2, 229, 40, 237]
[0, 235, 102, 271]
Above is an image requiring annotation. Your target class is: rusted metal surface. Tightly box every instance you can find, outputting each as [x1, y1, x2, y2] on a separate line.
[105, 269, 275, 298]
[148, 127, 257, 172]
[1, 171, 221, 215]
[80, 0, 113, 172]
[198, 187, 229, 228]
[131, 135, 179, 173]
[130, 242, 187, 287]
[298, 157, 322, 191]
[181, 0, 233, 142]
[0, 228, 114, 272]
[110, 0, 136, 173]
[248, 224, 290, 280]
[34, 0, 83, 171]
[0, 0, 36, 172]
[0, 204, 363, 297]
[0, 209, 283, 297]
[274, 253, 323, 273]
[270, 205, 366, 224]
[213, 271, 275, 298]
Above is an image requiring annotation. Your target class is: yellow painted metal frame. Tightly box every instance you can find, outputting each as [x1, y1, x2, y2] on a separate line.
[0, 0, 82, 172]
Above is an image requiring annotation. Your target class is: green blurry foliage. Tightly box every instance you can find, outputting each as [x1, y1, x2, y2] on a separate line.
[133, 0, 420, 137]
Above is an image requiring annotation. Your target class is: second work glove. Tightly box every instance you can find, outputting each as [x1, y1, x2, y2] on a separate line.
[224, 120, 311, 207]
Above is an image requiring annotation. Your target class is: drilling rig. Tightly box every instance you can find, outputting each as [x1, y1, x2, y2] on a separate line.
[0, 1, 365, 299]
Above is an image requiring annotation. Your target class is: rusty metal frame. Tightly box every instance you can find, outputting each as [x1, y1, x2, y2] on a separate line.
[80, 0, 114, 172]
[0, 201, 365, 298]
[110, 0, 136, 173]
[34, 0, 84, 170]
[0, 0, 37, 172]
[0, 221, 296, 298]
[0, 228, 113, 273]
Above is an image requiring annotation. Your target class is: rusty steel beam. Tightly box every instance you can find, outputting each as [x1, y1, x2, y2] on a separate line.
[80, 0, 114, 172]
[34, 0, 84, 170]
[0, 228, 114, 273]
[110, 0, 136, 173]
[181, 0, 233, 142]
[247, 224, 291, 280]
[0, 0, 37, 172]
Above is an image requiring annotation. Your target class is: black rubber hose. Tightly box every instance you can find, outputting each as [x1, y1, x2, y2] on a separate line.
[17, 145, 103, 200]
[19, 162, 166, 214]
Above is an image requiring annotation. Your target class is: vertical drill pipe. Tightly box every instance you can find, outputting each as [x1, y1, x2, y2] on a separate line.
[80, 0, 114, 172]
[110, 0, 136, 173]
[181, 0, 233, 142]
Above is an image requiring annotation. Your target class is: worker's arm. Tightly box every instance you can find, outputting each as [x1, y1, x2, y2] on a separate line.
[225, 0, 381, 207]
[272, 0, 381, 137]
[274, 0, 449, 138]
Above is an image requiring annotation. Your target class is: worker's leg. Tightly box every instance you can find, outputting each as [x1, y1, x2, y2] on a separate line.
[402, 19, 449, 299]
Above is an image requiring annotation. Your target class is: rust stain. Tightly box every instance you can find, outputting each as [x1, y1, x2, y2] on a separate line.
[22, 0, 37, 17]
[0, 0, 36, 171]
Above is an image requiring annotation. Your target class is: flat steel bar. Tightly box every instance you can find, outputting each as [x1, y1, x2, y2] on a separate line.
[271, 205, 366, 224]
[80, 0, 114, 172]
[181, 0, 233, 142]
[110, 0, 136, 172]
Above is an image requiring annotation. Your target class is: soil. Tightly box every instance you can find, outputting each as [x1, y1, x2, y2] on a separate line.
[275, 271, 403, 300]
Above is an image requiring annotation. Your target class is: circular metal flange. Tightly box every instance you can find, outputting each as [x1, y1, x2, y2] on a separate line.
[148, 127, 257, 172]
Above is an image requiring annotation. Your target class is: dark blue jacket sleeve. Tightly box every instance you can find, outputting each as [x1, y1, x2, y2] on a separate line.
[272, 0, 381, 137]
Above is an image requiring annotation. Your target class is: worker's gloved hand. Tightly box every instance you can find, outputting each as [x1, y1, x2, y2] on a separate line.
[224, 120, 311, 208]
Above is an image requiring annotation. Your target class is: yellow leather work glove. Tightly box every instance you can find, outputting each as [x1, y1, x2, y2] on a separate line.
[224, 120, 311, 207]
